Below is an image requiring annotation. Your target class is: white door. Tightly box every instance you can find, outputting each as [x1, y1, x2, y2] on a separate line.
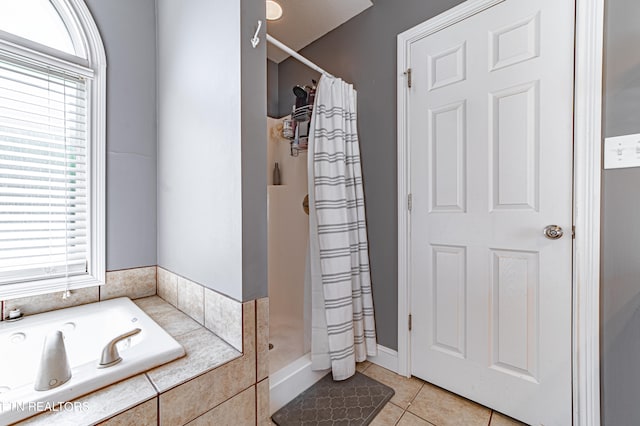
[408, 0, 574, 424]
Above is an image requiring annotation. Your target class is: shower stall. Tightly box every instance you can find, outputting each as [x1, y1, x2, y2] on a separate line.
[267, 116, 327, 412]
[266, 34, 368, 413]
[267, 115, 309, 372]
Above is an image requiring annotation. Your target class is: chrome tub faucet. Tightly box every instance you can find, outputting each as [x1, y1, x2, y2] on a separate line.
[98, 328, 141, 368]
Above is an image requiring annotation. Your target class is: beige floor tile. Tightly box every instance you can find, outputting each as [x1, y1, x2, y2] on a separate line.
[362, 364, 424, 409]
[407, 383, 491, 426]
[370, 402, 405, 426]
[356, 360, 372, 373]
[490, 411, 528, 426]
[397, 412, 434, 426]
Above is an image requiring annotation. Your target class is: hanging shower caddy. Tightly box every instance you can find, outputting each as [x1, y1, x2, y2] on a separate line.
[282, 82, 316, 156]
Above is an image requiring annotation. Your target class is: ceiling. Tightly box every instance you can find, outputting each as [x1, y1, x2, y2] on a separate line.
[266, 0, 373, 63]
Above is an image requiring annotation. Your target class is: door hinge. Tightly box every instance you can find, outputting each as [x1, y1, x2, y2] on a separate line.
[407, 193, 413, 212]
[408, 314, 412, 331]
[572, 225, 575, 239]
[405, 68, 412, 88]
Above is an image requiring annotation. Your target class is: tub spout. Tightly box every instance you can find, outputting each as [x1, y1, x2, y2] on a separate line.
[34, 330, 72, 391]
[98, 328, 141, 368]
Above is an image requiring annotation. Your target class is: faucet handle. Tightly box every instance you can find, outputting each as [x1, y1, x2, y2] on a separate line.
[98, 328, 141, 368]
[34, 330, 72, 391]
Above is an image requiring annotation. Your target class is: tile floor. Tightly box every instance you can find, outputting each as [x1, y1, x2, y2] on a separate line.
[271, 361, 527, 426]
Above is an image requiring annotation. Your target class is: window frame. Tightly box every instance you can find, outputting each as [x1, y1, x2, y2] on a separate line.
[0, 0, 105, 299]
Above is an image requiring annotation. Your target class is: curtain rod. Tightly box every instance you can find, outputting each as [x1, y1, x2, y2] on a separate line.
[266, 34, 333, 78]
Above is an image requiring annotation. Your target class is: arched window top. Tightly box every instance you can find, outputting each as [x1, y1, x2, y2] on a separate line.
[0, 0, 105, 300]
[0, 0, 106, 66]
[0, 0, 76, 56]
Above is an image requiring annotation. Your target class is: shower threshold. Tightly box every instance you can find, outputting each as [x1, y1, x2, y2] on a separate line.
[269, 352, 329, 414]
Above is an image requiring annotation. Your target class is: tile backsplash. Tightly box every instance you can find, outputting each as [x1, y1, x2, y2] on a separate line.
[177, 276, 205, 325]
[101, 266, 157, 300]
[158, 267, 244, 352]
[1, 266, 247, 359]
[157, 267, 178, 306]
[204, 287, 243, 351]
[1, 267, 155, 321]
[3, 286, 99, 318]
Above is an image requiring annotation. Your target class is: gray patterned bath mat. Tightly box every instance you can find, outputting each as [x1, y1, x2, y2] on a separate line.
[271, 371, 395, 426]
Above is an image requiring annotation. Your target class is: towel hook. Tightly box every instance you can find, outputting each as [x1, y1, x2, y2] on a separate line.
[251, 20, 262, 48]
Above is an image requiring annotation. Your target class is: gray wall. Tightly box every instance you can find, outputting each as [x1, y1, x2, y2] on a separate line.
[267, 59, 279, 117]
[240, 0, 268, 302]
[85, 0, 158, 271]
[157, 0, 266, 301]
[277, 0, 465, 350]
[601, 0, 640, 424]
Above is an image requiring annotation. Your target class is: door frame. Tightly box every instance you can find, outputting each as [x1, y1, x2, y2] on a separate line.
[396, 0, 604, 425]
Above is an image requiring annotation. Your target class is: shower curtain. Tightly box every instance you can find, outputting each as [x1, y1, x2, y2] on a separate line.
[308, 75, 377, 381]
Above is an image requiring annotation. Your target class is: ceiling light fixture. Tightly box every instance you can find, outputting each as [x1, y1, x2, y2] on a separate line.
[266, 0, 283, 21]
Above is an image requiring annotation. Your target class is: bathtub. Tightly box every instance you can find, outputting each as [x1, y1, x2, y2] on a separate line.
[0, 297, 185, 424]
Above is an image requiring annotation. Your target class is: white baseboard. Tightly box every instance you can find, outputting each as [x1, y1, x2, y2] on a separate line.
[367, 345, 399, 373]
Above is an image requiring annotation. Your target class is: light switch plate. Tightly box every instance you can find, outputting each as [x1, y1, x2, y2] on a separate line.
[604, 133, 640, 169]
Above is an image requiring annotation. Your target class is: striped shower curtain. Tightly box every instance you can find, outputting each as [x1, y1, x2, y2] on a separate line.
[307, 75, 377, 381]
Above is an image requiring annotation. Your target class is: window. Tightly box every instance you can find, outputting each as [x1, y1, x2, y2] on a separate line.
[0, 0, 76, 55]
[0, 0, 105, 299]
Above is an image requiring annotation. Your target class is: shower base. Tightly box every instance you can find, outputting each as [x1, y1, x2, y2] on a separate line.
[269, 316, 306, 374]
[269, 352, 328, 414]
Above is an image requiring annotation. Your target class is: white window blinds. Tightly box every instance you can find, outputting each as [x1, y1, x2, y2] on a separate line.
[0, 55, 88, 285]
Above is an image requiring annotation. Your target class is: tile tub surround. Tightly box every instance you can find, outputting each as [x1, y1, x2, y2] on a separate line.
[157, 266, 178, 306]
[157, 267, 244, 352]
[101, 266, 157, 301]
[185, 386, 255, 426]
[18, 373, 157, 426]
[205, 286, 243, 351]
[0, 267, 248, 363]
[176, 276, 204, 325]
[158, 301, 256, 424]
[0, 266, 156, 321]
[99, 398, 157, 426]
[256, 298, 269, 382]
[1, 297, 186, 426]
[3, 286, 99, 318]
[257, 378, 270, 425]
[17, 295, 270, 426]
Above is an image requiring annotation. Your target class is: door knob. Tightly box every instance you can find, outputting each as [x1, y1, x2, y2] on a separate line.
[543, 225, 563, 240]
